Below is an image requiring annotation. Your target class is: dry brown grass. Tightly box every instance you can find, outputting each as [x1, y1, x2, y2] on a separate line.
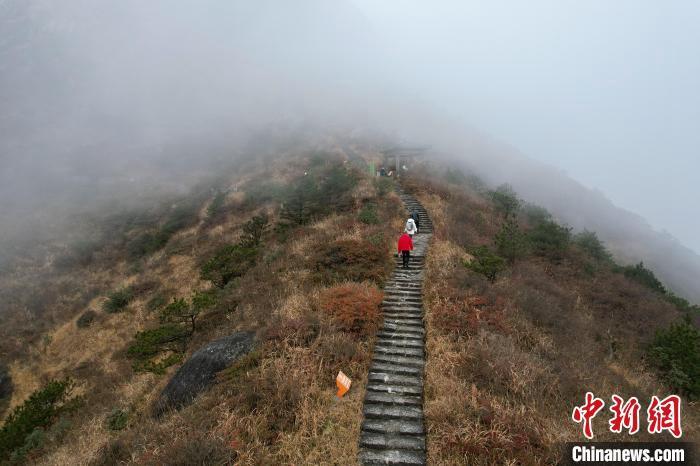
[419, 175, 700, 464]
[0, 144, 410, 464]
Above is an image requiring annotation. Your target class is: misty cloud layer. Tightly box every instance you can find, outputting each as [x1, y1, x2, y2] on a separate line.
[1, 0, 698, 299]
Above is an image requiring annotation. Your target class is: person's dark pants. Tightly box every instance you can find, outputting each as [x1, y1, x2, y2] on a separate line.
[401, 250, 410, 268]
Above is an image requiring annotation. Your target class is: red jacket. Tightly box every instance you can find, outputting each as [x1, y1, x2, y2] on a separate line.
[398, 233, 413, 253]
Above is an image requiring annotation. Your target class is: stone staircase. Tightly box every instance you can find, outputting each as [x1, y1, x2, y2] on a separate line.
[359, 189, 433, 465]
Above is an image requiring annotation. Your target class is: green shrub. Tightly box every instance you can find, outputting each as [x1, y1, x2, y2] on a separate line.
[648, 316, 700, 398]
[521, 203, 552, 226]
[8, 427, 46, 463]
[102, 288, 134, 313]
[106, 409, 128, 431]
[127, 324, 189, 361]
[160, 290, 217, 333]
[528, 220, 572, 260]
[358, 203, 379, 225]
[126, 199, 201, 259]
[280, 164, 357, 226]
[76, 310, 97, 328]
[466, 246, 506, 283]
[244, 180, 284, 207]
[375, 178, 393, 197]
[664, 293, 700, 314]
[240, 214, 269, 248]
[495, 218, 527, 263]
[490, 184, 520, 218]
[127, 230, 171, 258]
[201, 244, 258, 288]
[147, 294, 168, 312]
[0, 379, 73, 461]
[162, 200, 200, 235]
[207, 190, 227, 218]
[134, 353, 184, 375]
[618, 262, 666, 294]
[280, 176, 320, 226]
[575, 230, 612, 262]
[319, 165, 356, 212]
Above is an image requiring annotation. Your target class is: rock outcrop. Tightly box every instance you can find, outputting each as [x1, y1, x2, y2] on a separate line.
[154, 332, 255, 416]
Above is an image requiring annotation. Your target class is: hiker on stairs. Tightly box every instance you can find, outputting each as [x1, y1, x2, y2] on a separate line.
[405, 217, 418, 237]
[397, 232, 414, 269]
[410, 209, 421, 230]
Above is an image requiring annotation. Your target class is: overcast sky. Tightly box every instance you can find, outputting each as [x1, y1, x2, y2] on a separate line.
[353, 0, 700, 253]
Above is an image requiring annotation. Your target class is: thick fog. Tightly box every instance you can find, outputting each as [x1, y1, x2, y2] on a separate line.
[1, 1, 699, 298]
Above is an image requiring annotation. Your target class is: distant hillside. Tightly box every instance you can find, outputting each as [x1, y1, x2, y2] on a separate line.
[427, 135, 700, 304]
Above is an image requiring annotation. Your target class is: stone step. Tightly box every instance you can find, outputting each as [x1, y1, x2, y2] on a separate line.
[364, 391, 422, 407]
[383, 308, 422, 315]
[372, 352, 424, 368]
[366, 382, 423, 396]
[382, 313, 423, 321]
[359, 449, 425, 466]
[384, 291, 422, 297]
[383, 299, 422, 306]
[382, 297, 422, 304]
[382, 314, 423, 323]
[385, 285, 422, 291]
[382, 302, 422, 308]
[384, 291, 422, 296]
[369, 372, 423, 387]
[376, 337, 424, 349]
[382, 305, 422, 312]
[359, 448, 426, 465]
[360, 432, 425, 450]
[380, 322, 424, 335]
[370, 361, 422, 376]
[363, 403, 424, 421]
[376, 330, 424, 340]
[382, 318, 423, 328]
[362, 418, 425, 436]
[373, 345, 424, 359]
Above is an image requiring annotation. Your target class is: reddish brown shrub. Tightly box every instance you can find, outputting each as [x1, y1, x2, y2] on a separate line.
[319, 283, 383, 337]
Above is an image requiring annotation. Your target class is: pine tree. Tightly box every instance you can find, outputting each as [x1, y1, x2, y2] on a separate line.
[495, 218, 527, 263]
[280, 176, 318, 226]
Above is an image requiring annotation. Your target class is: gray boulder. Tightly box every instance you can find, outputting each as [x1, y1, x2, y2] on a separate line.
[154, 332, 255, 416]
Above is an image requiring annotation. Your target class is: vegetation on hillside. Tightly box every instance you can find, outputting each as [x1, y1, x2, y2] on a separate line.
[1, 145, 697, 464]
[401, 167, 699, 464]
[0, 146, 406, 464]
[0, 379, 74, 462]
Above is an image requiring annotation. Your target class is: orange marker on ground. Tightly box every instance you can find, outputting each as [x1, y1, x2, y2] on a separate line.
[336, 371, 352, 398]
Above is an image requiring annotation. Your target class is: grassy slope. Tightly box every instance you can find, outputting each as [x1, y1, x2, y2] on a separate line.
[3, 145, 697, 465]
[0, 142, 406, 464]
[403, 171, 700, 465]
